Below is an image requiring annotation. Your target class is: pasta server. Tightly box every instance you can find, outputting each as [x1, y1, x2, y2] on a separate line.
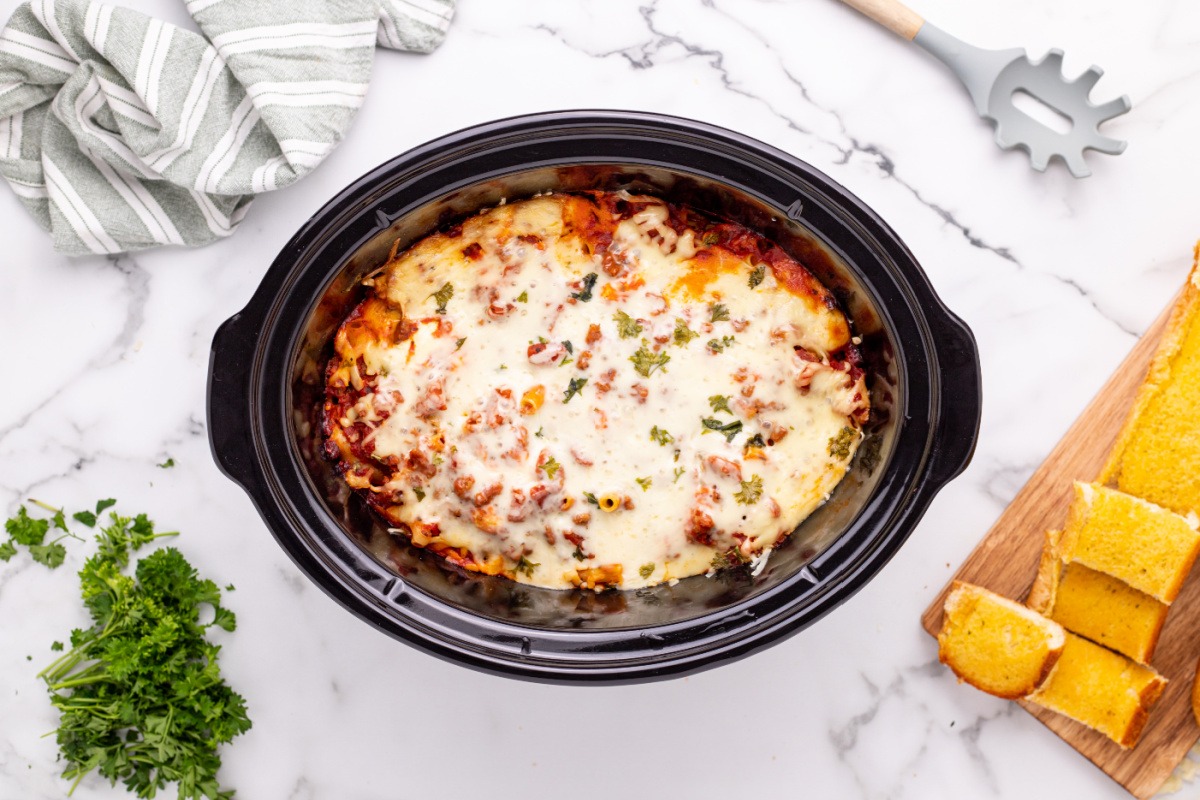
[838, 0, 1131, 177]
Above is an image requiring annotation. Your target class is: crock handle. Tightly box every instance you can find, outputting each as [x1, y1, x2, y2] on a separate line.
[207, 310, 260, 490]
[927, 312, 982, 487]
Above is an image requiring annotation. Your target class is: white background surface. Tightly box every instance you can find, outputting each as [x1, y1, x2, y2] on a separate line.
[2, 0, 1200, 798]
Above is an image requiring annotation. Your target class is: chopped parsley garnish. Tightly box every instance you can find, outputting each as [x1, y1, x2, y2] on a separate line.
[516, 291, 529, 303]
[572, 547, 586, 562]
[709, 303, 730, 322]
[702, 231, 720, 246]
[635, 477, 652, 491]
[535, 427, 545, 438]
[584, 492, 599, 506]
[515, 556, 539, 577]
[157, 457, 175, 469]
[711, 548, 749, 570]
[630, 343, 670, 378]
[563, 340, 574, 354]
[708, 395, 733, 414]
[650, 426, 673, 446]
[701, 417, 743, 443]
[455, 337, 467, 350]
[829, 426, 858, 460]
[614, 310, 643, 339]
[50, 641, 64, 652]
[571, 272, 599, 302]
[432, 455, 444, 465]
[749, 263, 766, 289]
[499, 364, 508, 370]
[541, 456, 561, 479]
[413, 487, 426, 501]
[673, 318, 698, 346]
[734, 475, 764, 505]
[744, 433, 766, 450]
[430, 281, 454, 314]
[706, 336, 736, 353]
[639, 563, 655, 579]
[563, 377, 588, 403]
[673, 467, 685, 482]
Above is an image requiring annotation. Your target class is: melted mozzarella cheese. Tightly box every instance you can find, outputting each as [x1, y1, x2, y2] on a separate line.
[331, 193, 868, 590]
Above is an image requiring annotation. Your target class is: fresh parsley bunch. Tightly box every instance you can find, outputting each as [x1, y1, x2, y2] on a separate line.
[5, 500, 252, 800]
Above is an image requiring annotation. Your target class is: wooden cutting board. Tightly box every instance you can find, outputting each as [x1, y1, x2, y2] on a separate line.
[920, 297, 1200, 800]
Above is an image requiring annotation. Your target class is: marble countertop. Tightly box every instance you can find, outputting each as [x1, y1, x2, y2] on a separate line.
[4, 0, 1200, 797]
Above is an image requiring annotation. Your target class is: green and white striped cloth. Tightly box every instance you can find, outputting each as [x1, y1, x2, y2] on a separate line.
[0, 0, 453, 254]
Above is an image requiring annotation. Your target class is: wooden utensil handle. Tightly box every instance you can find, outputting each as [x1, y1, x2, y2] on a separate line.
[838, 0, 924, 40]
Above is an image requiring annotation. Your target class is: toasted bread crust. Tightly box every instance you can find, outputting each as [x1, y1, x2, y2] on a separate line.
[1100, 242, 1200, 513]
[1026, 529, 1062, 615]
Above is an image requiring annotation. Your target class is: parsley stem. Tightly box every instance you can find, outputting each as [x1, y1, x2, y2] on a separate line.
[48, 674, 112, 690]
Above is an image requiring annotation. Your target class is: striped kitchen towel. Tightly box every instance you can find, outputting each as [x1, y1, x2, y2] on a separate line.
[0, 0, 454, 254]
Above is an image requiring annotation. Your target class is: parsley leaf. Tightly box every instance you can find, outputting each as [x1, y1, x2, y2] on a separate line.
[6, 507, 49, 546]
[455, 337, 467, 351]
[673, 318, 698, 346]
[745, 433, 766, 450]
[563, 377, 588, 404]
[541, 456, 561, 479]
[673, 467, 685, 483]
[29, 542, 66, 569]
[749, 263, 766, 289]
[515, 556, 539, 577]
[708, 395, 733, 414]
[30, 500, 69, 532]
[430, 281, 454, 314]
[516, 291, 529, 303]
[584, 492, 599, 506]
[630, 343, 670, 378]
[635, 477, 652, 491]
[709, 303, 730, 322]
[157, 457, 175, 469]
[0, 540, 16, 561]
[74, 499, 115, 529]
[413, 487, 426, 501]
[639, 563, 655, 579]
[734, 475, 764, 505]
[650, 426, 674, 446]
[701, 417, 743, 443]
[613, 310, 643, 339]
[571, 272, 599, 302]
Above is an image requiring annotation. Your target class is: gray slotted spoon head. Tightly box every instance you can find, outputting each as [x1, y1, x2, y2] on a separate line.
[838, 0, 1132, 178]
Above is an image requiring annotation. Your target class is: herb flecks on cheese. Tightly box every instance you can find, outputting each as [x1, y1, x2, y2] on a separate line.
[323, 192, 869, 590]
